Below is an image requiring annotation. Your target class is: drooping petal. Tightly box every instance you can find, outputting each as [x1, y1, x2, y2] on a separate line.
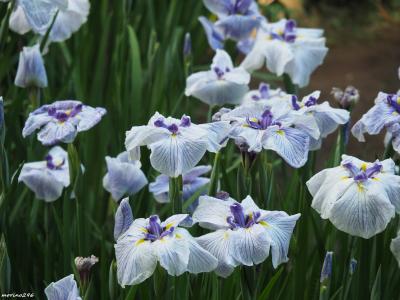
[149, 134, 208, 177]
[125, 125, 170, 150]
[115, 238, 157, 287]
[44, 274, 81, 300]
[37, 121, 77, 146]
[75, 106, 106, 132]
[261, 211, 301, 268]
[196, 230, 238, 277]
[114, 198, 134, 241]
[328, 183, 395, 239]
[284, 39, 328, 87]
[22, 112, 53, 138]
[183, 165, 212, 182]
[261, 40, 294, 76]
[310, 102, 350, 137]
[149, 174, 170, 203]
[161, 214, 190, 229]
[196, 121, 231, 152]
[193, 196, 232, 230]
[203, 0, 232, 17]
[263, 126, 310, 168]
[215, 15, 260, 41]
[103, 155, 147, 201]
[9, 5, 31, 35]
[153, 235, 190, 276]
[175, 228, 218, 274]
[18, 164, 64, 202]
[18, 0, 58, 33]
[229, 224, 271, 266]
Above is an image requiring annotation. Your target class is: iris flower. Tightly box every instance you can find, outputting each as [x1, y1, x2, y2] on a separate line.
[200, 0, 264, 46]
[149, 165, 211, 210]
[15, 44, 48, 88]
[352, 92, 400, 153]
[193, 195, 300, 277]
[391, 233, 400, 267]
[18, 146, 70, 202]
[241, 19, 328, 87]
[289, 91, 349, 150]
[125, 112, 230, 177]
[103, 151, 148, 201]
[220, 102, 320, 168]
[9, 0, 90, 42]
[307, 155, 400, 239]
[242, 82, 288, 106]
[115, 213, 218, 286]
[22, 100, 106, 146]
[44, 274, 81, 300]
[185, 49, 250, 106]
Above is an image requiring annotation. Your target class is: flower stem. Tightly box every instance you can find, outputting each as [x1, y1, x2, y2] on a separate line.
[208, 152, 221, 196]
[283, 74, 296, 94]
[169, 175, 183, 214]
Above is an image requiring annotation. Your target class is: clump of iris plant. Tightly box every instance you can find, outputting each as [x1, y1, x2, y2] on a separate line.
[307, 155, 400, 239]
[18, 146, 70, 202]
[22, 100, 106, 146]
[193, 195, 300, 277]
[241, 19, 328, 87]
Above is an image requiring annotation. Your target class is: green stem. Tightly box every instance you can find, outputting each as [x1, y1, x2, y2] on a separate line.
[283, 74, 296, 94]
[169, 175, 182, 214]
[208, 152, 221, 196]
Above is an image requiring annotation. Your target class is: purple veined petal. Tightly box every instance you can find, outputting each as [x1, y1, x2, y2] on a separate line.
[196, 121, 232, 152]
[75, 106, 106, 132]
[229, 224, 271, 266]
[237, 36, 255, 54]
[215, 14, 260, 41]
[198, 16, 225, 50]
[103, 155, 148, 201]
[174, 228, 218, 274]
[114, 198, 134, 241]
[234, 0, 254, 14]
[18, 0, 58, 34]
[260, 211, 300, 268]
[22, 112, 53, 138]
[193, 195, 234, 230]
[263, 126, 310, 168]
[37, 121, 78, 146]
[44, 274, 81, 300]
[15, 44, 48, 88]
[261, 40, 294, 76]
[310, 103, 350, 137]
[149, 133, 208, 177]
[196, 229, 238, 278]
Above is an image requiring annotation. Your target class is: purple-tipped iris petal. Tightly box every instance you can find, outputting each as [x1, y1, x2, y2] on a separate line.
[114, 198, 134, 241]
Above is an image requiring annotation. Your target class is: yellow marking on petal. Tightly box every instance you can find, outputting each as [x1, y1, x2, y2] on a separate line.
[360, 163, 368, 171]
[392, 111, 399, 116]
[277, 130, 285, 136]
[259, 221, 270, 227]
[165, 223, 174, 230]
[242, 124, 250, 128]
[135, 239, 145, 246]
[175, 234, 182, 239]
[341, 176, 349, 180]
[250, 28, 258, 38]
[357, 183, 365, 192]
[223, 232, 229, 240]
[65, 109, 72, 116]
[249, 117, 258, 122]
[372, 177, 380, 181]
[139, 228, 148, 233]
[171, 134, 177, 138]
[397, 97, 400, 104]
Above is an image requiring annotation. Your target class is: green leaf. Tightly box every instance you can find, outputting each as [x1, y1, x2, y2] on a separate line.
[258, 267, 284, 300]
[370, 266, 381, 300]
[0, 235, 11, 293]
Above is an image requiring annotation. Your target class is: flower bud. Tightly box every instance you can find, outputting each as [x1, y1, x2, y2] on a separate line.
[331, 86, 359, 110]
[74, 255, 99, 283]
[349, 258, 357, 275]
[183, 33, 192, 59]
[320, 251, 333, 283]
[15, 44, 48, 88]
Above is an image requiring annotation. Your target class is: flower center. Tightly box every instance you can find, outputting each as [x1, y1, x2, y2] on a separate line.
[227, 203, 261, 229]
[386, 94, 400, 114]
[45, 154, 65, 170]
[291, 95, 317, 111]
[231, 0, 251, 15]
[144, 215, 174, 242]
[343, 162, 382, 183]
[251, 83, 270, 101]
[246, 109, 280, 130]
[213, 66, 230, 79]
[154, 115, 191, 134]
[270, 19, 297, 43]
[48, 104, 82, 123]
